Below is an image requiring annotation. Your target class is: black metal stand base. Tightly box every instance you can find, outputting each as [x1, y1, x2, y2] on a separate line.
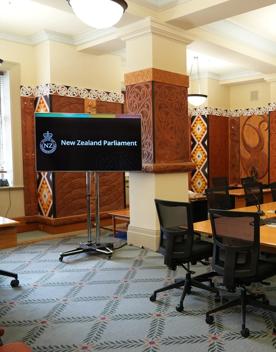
[58, 172, 128, 263]
[59, 241, 113, 262]
[59, 239, 127, 262]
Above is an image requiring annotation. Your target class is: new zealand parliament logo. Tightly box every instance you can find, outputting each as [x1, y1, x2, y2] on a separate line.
[40, 131, 57, 154]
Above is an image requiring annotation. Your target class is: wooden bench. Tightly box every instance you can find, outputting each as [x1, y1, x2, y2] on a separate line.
[0, 217, 18, 249]
[107, 209, 130, 236]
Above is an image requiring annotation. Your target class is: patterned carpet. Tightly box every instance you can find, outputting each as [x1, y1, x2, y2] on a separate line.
[0, 234, 276, 352]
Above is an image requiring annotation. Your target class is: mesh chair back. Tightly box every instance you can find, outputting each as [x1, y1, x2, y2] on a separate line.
[205, 187, 233, 210]
[241, 176, 255, 186]
[243, 182, 264, 206]
[154, 199, 194, 268]
[270, 182, 276, 202]
[212, 177, 228, 188]
[209, 209, 260, 291]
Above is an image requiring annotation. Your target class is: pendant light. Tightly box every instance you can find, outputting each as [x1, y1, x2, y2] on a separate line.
[188, 56, 207, 107]
[66, 0, 128, 29]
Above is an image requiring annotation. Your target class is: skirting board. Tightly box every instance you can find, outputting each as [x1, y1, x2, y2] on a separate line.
[127, 225, 160, 251]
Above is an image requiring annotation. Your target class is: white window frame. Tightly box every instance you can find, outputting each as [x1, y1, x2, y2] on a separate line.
[0, 71, 13, 186]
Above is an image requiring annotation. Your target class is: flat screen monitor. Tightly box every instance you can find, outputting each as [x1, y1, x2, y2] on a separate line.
[35, 113, 142, 172]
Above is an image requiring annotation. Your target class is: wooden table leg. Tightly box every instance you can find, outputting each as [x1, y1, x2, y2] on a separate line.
[112, 216, 116, 236]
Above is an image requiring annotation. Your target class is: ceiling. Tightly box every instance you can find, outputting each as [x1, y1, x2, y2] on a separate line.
[1, 0, 276, 84]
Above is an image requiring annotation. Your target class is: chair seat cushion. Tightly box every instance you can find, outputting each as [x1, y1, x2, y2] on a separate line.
[239, 260, 276, 285]
[190, 240, 213, 262]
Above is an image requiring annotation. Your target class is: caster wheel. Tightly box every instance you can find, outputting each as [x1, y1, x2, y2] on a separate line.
[176, 304, 184, 312]
[241, 328, 250, 338]
[150, 294, 156, 302]
[10, 279, 19, 288]
[59, 256, 63, 262]
[108, 255, 112, 260]
[206, 315, 214, 324]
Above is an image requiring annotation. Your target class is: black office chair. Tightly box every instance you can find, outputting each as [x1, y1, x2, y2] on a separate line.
[241, 176, 255, 186]
[243, 182, 264, 207]
[205, 209, 276, 338]
[270, 182, 276, 201]
[150, 199, 217, 312]
[0, 270, 19, 287]
[205, 187, 233, 210]
[211, 176, 228, 189]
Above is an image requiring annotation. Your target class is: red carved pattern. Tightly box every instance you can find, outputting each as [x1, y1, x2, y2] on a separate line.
[154, 82, 189, 163]
[228, 116, 240, 184]
[51, 95, 84, 112]
[126, 82, 153, 164]
[269, 111, 276, 182]
[55, 172, 125, 217]
[21, 97, 38, 216]
[240, 114, 269, 183]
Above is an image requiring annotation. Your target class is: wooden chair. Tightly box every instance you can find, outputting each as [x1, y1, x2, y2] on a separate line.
[0, 328, 32, 352]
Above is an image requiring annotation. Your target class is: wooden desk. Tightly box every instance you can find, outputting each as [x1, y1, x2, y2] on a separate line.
[107, 209, 130, 236]
[0, 217, 18, 249]
[229, 188, 272, 208]
[194, 202, 276, 253]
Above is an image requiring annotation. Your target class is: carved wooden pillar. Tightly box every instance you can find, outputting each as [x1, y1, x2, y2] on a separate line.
[123, 19, 194, 250]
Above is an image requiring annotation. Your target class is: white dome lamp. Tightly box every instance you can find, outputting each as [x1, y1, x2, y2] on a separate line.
[67, 0, 128, 29]
[188, 56, 207, 107]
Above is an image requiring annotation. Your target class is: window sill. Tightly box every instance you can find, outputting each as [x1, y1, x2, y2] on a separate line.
[0, 185, 24, 191]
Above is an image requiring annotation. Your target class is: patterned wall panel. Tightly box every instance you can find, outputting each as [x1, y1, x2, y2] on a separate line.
[240, 114, 269, 183]
[190, 115, 208, 193]
[269, 111, 276, 182]
[21, 96, 38, 216]
[228, 116, 240, 185]
[208, 115, 229, 185]
[154, 82, 189, 163]
[126, 82, 153, 165]
[34, 96, 54, 217]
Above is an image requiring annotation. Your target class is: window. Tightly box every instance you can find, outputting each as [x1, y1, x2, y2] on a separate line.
[0, 71, 13, 186]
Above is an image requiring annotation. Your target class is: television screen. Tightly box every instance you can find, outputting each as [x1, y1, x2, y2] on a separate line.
[35, 113, 142, 172]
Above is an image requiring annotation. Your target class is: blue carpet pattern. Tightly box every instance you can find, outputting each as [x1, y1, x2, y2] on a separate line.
[0, 235, 276, 351]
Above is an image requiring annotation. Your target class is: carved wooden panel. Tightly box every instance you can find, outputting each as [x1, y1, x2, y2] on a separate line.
[228, 116, 240, 185]
[55, 173, 87, 217]
[154, 82, 189, 163]
[21, 97, 38, 216]
[55, 172, 125, 217]
[240, 115, 269, 183]
[51, 95, 84, 113]
[208, 115, 229, 184]
[95, 101, 123, 114]
[269, 111, 276, 182]
[99, 172, 125, 211]
[126, 82, 153, 164]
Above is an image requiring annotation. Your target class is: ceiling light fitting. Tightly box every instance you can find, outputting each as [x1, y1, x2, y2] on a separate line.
[188, 56, 207, 107]
[66, 0, 128, 29]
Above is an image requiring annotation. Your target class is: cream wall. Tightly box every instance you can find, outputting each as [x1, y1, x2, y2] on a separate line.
[229, 81, 270, 109]
[208, 78, 229, 109]
[126, 33, 186, 74]
[49, 42, 122, 92]
[34, 42, 51, 84]
[0, 39, 36, 86]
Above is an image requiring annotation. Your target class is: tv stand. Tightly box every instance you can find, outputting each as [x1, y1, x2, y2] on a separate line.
[59, 172, 115, 262]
